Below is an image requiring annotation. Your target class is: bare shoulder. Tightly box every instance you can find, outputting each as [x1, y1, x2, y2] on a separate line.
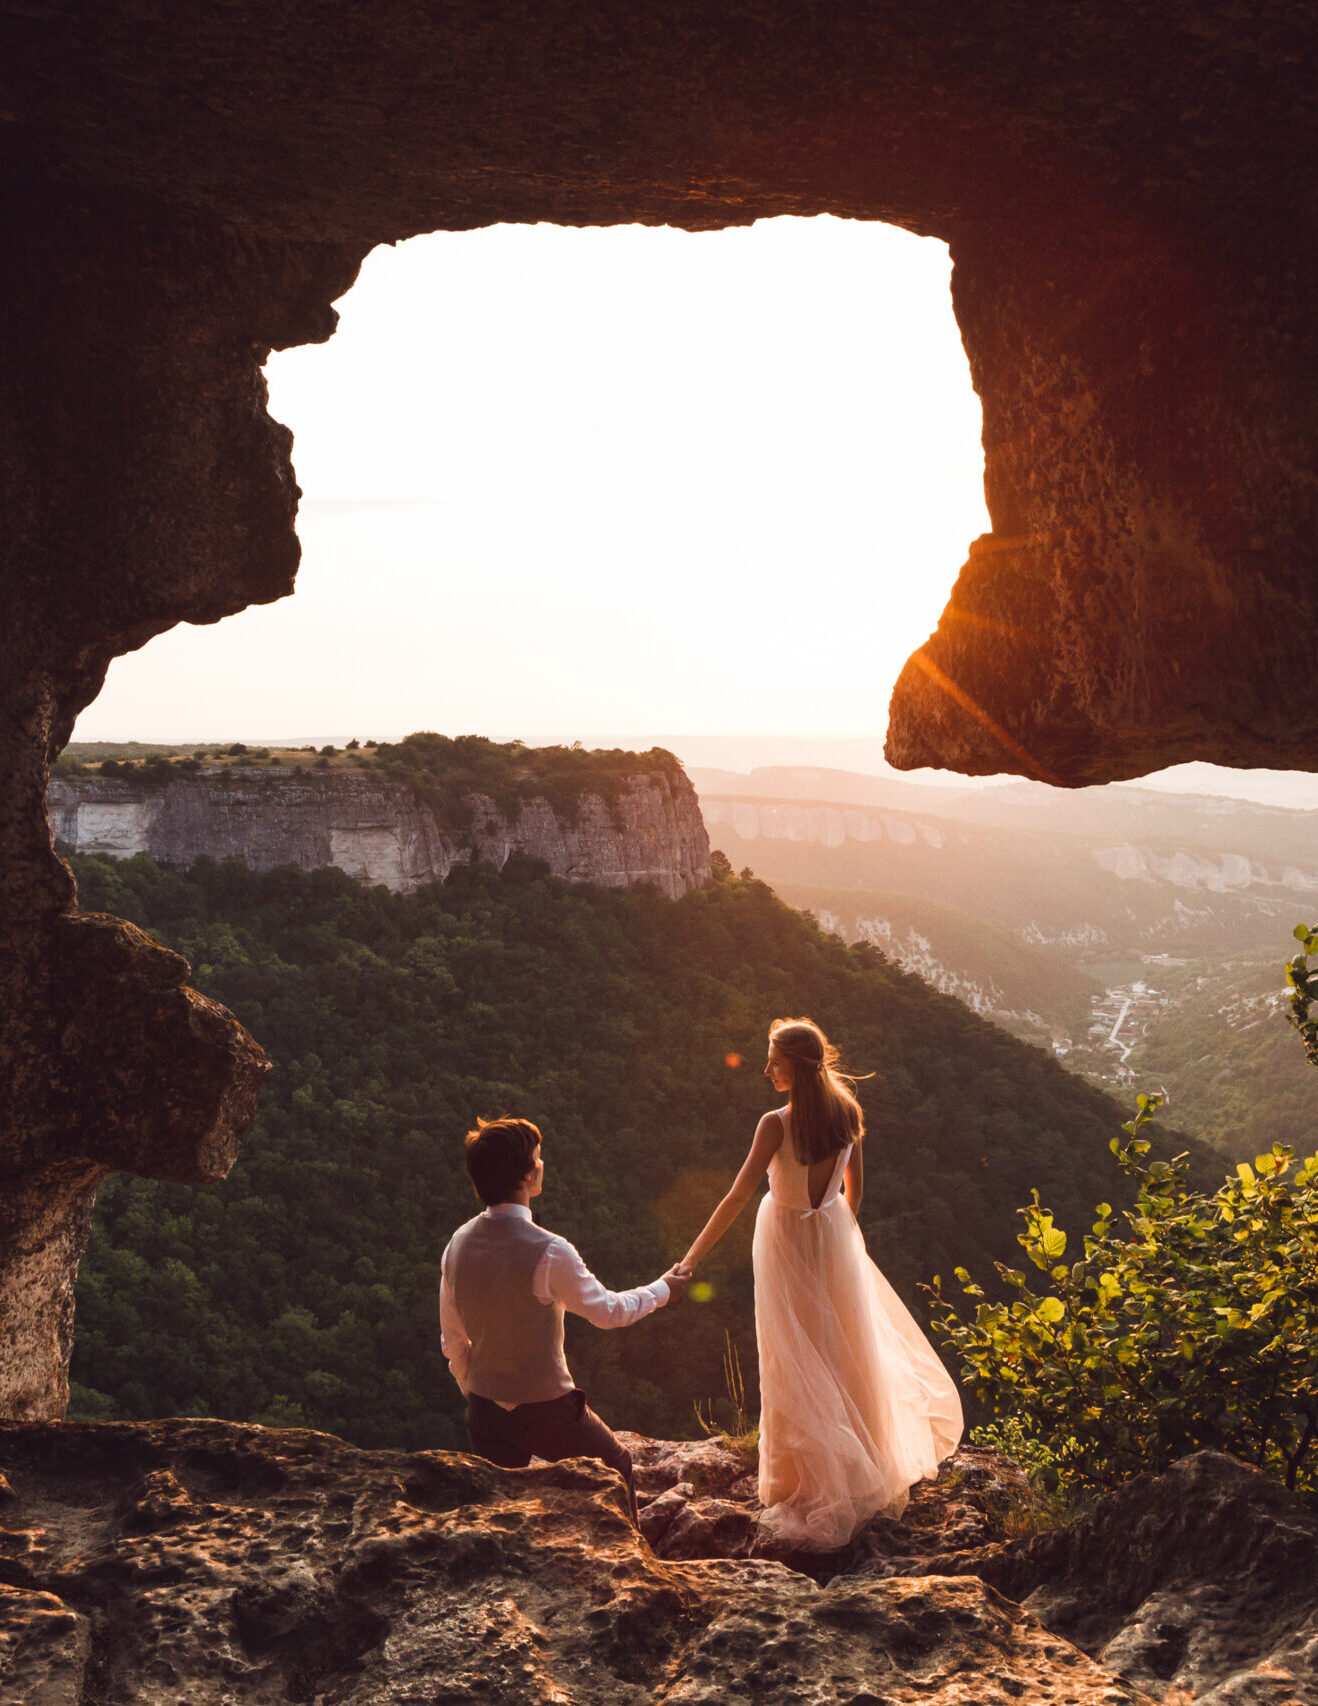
[752, 1108, 786, 1153]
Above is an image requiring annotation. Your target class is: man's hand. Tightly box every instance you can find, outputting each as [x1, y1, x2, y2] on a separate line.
[662, 1264, 691, 1300]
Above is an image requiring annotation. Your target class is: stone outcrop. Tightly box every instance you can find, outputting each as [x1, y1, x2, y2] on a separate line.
[0, 916, 267, 1426]
[7, 1423, 1316, 1703]
[49, 767, 711, 899]
[631, 1437, 1318, 1704]
[979, 1453, 1318, 1705]
[4, 4, 1314, 799]
[0, 1418, 1154, 1706]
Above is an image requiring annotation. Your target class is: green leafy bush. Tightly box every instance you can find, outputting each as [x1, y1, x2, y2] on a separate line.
[967, 1415, 1070, 1498]
[1286, 922, 1318, 1069]
[933, 1055, 1318, 1498]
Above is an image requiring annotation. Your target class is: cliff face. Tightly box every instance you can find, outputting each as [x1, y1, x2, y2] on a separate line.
[49, 768, 712, 900]
[705, 796, 1318, 896]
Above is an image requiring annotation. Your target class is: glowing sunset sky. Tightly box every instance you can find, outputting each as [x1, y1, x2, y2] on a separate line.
[75, 217, 989, 744]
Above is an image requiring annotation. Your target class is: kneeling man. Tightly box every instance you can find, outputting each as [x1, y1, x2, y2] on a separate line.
[440, 1117, 687, 1516]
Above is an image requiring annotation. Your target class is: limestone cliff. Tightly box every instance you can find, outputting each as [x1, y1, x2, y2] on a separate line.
[49, 766, 711, 899]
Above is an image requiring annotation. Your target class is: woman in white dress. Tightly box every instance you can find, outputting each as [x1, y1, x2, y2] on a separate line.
[679, 1017, 963, 1550]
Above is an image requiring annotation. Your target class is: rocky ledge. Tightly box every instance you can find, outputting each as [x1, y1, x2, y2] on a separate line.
[2, 1421, 1315, 1704]
[631, 1436, 1318, 1704]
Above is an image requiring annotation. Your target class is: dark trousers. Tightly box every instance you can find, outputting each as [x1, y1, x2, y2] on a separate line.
[466, 1387, 636, 1520]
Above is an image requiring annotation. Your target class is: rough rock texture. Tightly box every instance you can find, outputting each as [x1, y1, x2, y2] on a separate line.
[0, 916, 267, 1425]
[0, 1418, 1153, 1706]
[3, 3, 1315, 797]
[49, 767, 712, 899]
[979, 1453, 1318, 1705]
[632, 1440, 1318, 1705]
[629, 1438, 1030, 1578]
[886, 212, 1318, 786]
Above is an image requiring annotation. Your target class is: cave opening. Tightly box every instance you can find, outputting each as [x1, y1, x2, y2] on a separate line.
[52, 213, 991, 1437]
[73, 215, 989, 756]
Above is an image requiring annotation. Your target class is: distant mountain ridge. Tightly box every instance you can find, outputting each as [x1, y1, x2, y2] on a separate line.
[695, 769, 1318, 957]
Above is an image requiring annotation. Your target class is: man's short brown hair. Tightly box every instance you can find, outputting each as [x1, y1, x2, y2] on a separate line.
[464, 1117, 543, 1206]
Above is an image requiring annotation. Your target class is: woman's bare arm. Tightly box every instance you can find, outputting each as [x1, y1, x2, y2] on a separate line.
[844, 1143, 864, 1215]
[679, 1113, 783, 1273]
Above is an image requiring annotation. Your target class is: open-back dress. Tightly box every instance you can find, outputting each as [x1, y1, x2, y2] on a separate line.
[752, 1106, 963, 1549]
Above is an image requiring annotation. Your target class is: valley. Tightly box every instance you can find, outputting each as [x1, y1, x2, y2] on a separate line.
[696, 767, 1318, 1154]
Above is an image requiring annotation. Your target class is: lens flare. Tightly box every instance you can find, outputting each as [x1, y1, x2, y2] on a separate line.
[691, 1281, 715, 1303]
[725, 1052, 742, 1069]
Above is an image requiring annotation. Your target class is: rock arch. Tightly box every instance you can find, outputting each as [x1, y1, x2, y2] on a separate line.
[2, 0, 1313, 1415]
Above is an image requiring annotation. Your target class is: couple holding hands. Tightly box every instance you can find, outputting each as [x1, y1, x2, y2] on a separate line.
[440, 1017, 962, 1551]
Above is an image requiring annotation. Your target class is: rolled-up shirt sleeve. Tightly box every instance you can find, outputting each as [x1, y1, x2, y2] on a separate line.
[535, 1238, 670, 1326]
[439, 1244, 472, 1394]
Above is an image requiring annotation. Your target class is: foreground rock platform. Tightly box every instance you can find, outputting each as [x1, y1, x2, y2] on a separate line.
[981, 1452, 1318, 1705]
[0, 1419, 1151, 1705]
[629, 1437, 1318, 1704]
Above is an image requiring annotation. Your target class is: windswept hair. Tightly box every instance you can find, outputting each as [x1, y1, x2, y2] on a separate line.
[769, 1018, 866, 1165]
[464, 1116, 542, 1205]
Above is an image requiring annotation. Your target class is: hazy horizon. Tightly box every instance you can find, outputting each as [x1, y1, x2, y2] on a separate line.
[64, 727, 1318, 811]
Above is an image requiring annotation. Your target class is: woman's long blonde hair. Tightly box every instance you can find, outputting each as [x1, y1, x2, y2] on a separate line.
[769, 1017, 866, 1164]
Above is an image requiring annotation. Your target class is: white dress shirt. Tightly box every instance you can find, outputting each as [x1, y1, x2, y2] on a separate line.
[440, 1202, 671, 1406]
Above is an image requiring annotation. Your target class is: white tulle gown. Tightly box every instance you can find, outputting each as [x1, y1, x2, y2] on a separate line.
[753, 1108, 963, 1550]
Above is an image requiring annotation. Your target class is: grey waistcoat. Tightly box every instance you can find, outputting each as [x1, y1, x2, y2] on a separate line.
[445, 1213, 574, 1405]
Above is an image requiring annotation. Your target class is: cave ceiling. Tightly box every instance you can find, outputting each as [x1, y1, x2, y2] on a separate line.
[1, 0, 1314, 792]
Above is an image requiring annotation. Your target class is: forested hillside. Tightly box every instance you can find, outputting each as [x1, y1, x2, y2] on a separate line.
[68, 850, 1186, 1450]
